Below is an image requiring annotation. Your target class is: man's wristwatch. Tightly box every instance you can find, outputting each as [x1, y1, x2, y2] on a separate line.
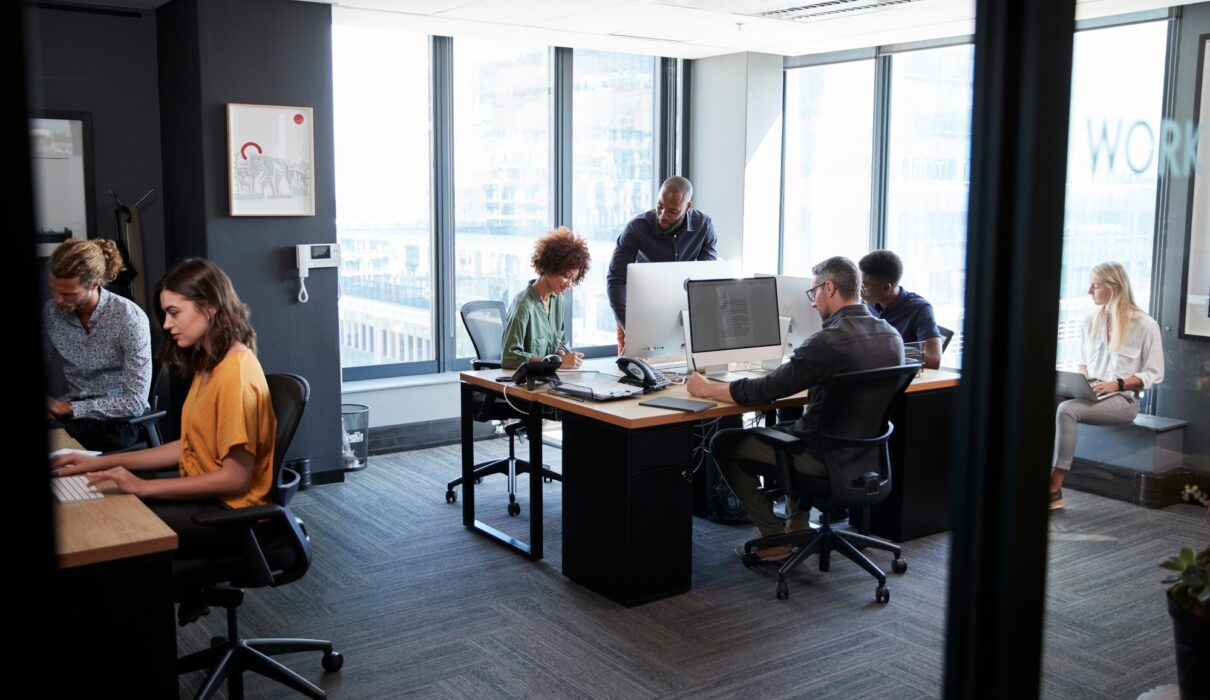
[1116, 378, 1125, 392]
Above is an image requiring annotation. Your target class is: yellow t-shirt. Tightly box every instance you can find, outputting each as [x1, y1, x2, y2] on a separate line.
[178, 350, 276, 509]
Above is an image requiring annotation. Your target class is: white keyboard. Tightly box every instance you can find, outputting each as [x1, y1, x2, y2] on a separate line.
[52, 475, 102, 503]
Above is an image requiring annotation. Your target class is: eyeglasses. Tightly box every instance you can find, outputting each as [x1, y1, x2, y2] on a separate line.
[806, 281, 828, 303]
[860, 281, 889, 297]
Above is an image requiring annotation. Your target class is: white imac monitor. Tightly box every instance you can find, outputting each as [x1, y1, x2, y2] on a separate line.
[686, 276, 784, 380]
[756, 273, 823, 352]
[624, 259, 740, 361]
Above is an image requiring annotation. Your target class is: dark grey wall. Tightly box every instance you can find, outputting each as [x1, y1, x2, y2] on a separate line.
[158, 0, 343, 478]
[27, 4, 167, 306]
[1157, 4, 1210, 471]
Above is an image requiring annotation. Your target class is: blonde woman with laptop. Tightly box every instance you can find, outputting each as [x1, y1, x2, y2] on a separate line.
[1050, 262, 1163, 510]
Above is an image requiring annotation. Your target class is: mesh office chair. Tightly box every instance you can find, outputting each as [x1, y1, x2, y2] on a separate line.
[109, 362, 170, 453]
[937, 325, 955, 354]
[173, 373, 342, 699]
[447, 300, 561, 516]
[729, 365, 918, 603]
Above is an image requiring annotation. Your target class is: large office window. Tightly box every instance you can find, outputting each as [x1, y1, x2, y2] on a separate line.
[571, 50, 656, 348]
[452, 39, 552, 359]
[1057, 21, 1167, 365]
[884, 45, 975, 355]
[782, 60, 875, 276]
[333, 27, 434, 371]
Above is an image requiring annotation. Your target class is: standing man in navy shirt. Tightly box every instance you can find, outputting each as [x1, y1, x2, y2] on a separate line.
[606, 176, 717, 354]
[858, 249, 943, 369]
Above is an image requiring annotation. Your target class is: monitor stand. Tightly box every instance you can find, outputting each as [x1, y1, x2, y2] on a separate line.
[700, 364, 745, 383]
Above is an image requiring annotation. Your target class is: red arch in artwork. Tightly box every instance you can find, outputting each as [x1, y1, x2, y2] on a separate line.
[239, 141, 263, 160]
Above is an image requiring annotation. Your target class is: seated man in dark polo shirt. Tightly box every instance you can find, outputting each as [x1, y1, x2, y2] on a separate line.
[606, 175, 717, 354]
[686, 256, 904, 561]
[858, 249, 943, 370]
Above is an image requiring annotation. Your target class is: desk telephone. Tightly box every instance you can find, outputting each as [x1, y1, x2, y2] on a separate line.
[617, 357, 672, 391]
[509, 354, 562, 389]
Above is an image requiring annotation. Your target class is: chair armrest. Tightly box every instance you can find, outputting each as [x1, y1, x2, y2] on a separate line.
[192, 504, 302, 587]
[819, 423, 894, 448]
[472, 360, 502, 370]
[128, 409, 168, 426]
[192, 503, 283, 528]
[749, 426, 803, 449]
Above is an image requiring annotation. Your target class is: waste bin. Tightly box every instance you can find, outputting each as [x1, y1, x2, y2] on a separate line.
[341, 404, 370, 472]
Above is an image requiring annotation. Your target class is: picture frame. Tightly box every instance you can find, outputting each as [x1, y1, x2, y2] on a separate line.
[1180, 36, 1210, 339]
[30, 110, 96, 257]
[227, 103, 315, 216]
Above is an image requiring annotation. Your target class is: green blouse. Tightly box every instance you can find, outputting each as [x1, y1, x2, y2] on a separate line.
[501, 281, 567, 369]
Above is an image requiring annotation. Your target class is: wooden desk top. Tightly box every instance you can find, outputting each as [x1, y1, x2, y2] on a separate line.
[461, 365, 960, 431]
[55, 489, 178, 569]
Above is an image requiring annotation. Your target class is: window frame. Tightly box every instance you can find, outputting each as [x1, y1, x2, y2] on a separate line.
[336, 31, 684, 381]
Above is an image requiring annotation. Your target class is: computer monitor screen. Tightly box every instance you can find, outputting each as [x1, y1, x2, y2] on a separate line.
[686, 277, 783, 376]
[624, 259, 740, 361]
[755, 273, 823, 351]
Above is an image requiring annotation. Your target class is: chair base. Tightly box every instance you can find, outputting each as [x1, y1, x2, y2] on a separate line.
[179, 635, 341, 700]
[743, 519, 905, 603]
[446, 451, 563, 515]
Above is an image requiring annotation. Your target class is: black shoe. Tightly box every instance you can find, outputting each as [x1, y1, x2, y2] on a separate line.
[827, 508, 849, 522]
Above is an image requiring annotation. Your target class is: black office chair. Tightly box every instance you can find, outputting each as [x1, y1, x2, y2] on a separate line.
[174, 373, 342, 699]
[108, 362, 170, 453]
[729, 365, 918, 603]
[937, 325, 955, 354]
[446, 300, 561, 516]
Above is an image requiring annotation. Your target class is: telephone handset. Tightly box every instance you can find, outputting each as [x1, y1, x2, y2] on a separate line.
[511, 354, 562, 389]
[617, 356, 671, 391]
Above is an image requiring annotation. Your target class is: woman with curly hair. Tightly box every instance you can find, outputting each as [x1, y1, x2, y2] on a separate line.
[501, 226, 591, 369]
[50, 258, 277, 557]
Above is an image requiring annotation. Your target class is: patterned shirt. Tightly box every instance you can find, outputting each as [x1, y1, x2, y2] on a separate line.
[868, 287, 941, 343]
[43, 287, 151, 420]
[606, 208, 718, 327]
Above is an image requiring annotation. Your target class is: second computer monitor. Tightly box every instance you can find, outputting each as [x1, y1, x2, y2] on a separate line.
[625, 259, 740, 361]
[756, 273, 823, 352]
[686, 276, 783, 378]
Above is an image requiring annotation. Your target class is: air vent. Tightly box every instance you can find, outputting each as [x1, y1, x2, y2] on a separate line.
[759, 0, 924, 22]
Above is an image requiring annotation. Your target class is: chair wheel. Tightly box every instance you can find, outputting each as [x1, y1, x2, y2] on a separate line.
[322, 651, 344, 672]
[776, 579, 789, 600]
[741, 551, 760, 568]
[445, 489, 457, 504]
[892, 557, 907, 574]
[876, 585, 890, 604]
[507, 502, 521, 516]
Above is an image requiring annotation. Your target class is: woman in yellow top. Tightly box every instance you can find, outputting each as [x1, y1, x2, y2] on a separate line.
[50, 258, 277, 557]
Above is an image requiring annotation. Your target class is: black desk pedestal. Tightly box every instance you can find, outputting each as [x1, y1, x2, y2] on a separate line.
[54, 551, 177, 696]
[561, 415, 694, 606]
[852, 386, 958, 542]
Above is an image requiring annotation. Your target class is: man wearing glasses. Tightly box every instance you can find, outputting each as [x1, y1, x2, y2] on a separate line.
[858, 249, 943, 370]
[686, 256, 904, 561]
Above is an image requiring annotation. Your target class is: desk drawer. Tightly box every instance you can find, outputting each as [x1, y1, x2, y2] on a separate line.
[629, 425, 693, 472]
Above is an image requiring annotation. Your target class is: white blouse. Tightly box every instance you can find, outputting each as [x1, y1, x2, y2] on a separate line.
[1080, 308, 1165, 394]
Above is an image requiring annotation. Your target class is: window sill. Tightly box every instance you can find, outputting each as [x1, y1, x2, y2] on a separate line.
[341, 371, 461, 394]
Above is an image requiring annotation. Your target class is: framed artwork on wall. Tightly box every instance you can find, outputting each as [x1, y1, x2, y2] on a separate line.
[29, 110, 95, 257]
[1182, 37, 1210, 339]
[227, 103, 315, 216]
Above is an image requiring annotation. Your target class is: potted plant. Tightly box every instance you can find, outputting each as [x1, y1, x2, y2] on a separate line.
[1161, 486, 1210, 700]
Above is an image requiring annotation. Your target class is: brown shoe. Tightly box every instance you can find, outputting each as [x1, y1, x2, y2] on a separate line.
[1048, 489, 1064, 511]
[735, 543, 793, 562]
